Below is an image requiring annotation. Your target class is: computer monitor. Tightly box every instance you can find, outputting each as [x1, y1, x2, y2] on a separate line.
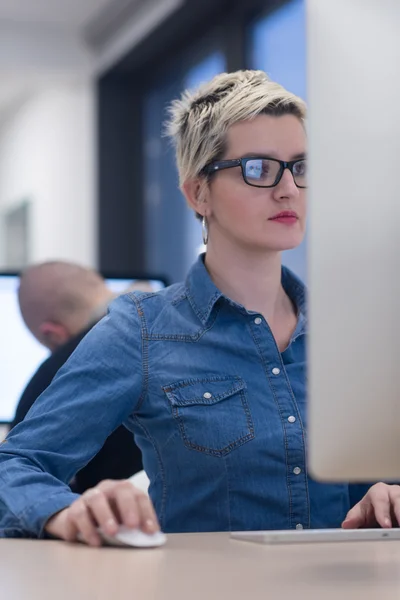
[307, 0, 400, 481]
[0, 272, 168, 425]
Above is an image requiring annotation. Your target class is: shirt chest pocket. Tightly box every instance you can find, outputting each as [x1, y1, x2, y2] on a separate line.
[162, 376, 255, 457]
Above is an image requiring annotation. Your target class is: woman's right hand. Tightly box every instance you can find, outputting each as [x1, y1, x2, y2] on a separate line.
[45, 479, 159, 547]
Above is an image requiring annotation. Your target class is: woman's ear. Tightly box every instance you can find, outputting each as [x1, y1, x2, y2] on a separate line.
[182, 178, 209, 217]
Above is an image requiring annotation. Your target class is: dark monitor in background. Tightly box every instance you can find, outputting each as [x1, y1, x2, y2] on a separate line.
[0, 272, 168, 424]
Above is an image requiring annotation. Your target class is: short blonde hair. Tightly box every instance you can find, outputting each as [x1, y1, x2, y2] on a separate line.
[166, 69, 306, 195]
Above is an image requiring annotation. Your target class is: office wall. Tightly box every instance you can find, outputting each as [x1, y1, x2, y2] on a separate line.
[0, 80, 96, 269]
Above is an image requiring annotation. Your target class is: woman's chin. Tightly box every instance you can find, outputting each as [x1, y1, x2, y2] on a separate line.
[260, 236, 304, 253]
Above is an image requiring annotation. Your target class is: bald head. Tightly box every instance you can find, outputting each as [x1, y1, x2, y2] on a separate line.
[18, 261, 115, 351]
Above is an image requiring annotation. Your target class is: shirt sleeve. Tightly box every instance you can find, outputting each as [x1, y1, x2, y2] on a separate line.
[10, 352, 61, 430]
[0, 293, 145, 538]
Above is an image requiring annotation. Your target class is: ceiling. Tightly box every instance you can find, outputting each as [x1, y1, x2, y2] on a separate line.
[0, 0, 124, 121]
[0, 0, 179, 122]
[0, 0, 113, 27]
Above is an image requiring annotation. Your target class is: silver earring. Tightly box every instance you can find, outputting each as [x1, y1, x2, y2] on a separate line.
[202, 216, 209, 245]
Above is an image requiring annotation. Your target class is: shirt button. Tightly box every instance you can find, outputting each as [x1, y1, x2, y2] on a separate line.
[203, 392, 212, 399]
[296, 524, 304, 530]
[288, 416, 296, 423]
[254, 317, 262, 325]
[293, 467, 302, 475]
[272, 368, 280, 376]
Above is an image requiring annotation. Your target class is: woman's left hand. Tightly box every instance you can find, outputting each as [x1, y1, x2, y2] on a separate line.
[342, 483, 400, 529]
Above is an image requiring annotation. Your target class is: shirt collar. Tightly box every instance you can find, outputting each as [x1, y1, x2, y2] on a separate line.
[185, 254, 223, 325]
[281, 265, 307, 319]
[185, 253, 307, 327]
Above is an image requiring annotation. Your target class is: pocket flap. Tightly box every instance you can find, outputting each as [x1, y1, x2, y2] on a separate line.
[163, 376, 246, 407]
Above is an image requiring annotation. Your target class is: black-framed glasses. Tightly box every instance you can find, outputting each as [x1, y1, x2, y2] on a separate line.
[202, 156, 307, 188]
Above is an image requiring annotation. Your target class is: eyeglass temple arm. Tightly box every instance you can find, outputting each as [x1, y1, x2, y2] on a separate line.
[204, 159, 241, 173]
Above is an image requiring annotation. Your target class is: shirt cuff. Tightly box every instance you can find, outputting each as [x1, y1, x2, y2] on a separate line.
[19, 490, 80, 538]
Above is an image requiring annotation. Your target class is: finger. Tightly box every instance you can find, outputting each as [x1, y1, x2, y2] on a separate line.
[62, 513, 79, 543]
[112, 482, 142, 529]
[370, 487, 392, 528]
[69, 498, 102, 547]
[135, 492, 160, 533]
[342, 503, 366, 529]
[388, 486, 400, 527]
[82, 488, 119, 536]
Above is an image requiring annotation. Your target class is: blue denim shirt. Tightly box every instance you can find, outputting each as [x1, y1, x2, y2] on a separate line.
[0, 255, 370, 537]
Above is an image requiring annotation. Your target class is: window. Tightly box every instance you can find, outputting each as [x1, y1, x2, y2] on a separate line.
[144, 50, 225, 283]
[248, 0, 307, 281]
[249, 0, 306, 99]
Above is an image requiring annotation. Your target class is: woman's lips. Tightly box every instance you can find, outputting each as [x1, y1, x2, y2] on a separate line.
[269, 211, 298, 225]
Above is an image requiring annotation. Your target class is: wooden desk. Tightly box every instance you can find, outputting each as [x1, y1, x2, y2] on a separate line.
[1, 533, 400, 599]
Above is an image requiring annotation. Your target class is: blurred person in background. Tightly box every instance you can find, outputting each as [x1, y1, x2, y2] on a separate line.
[10, 261, 144, 492]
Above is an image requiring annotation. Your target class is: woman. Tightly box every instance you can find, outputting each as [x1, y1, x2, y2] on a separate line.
[0, 70, 398, 546]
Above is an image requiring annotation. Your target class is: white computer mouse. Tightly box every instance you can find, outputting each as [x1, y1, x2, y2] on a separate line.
[99, 526, 167, 548]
